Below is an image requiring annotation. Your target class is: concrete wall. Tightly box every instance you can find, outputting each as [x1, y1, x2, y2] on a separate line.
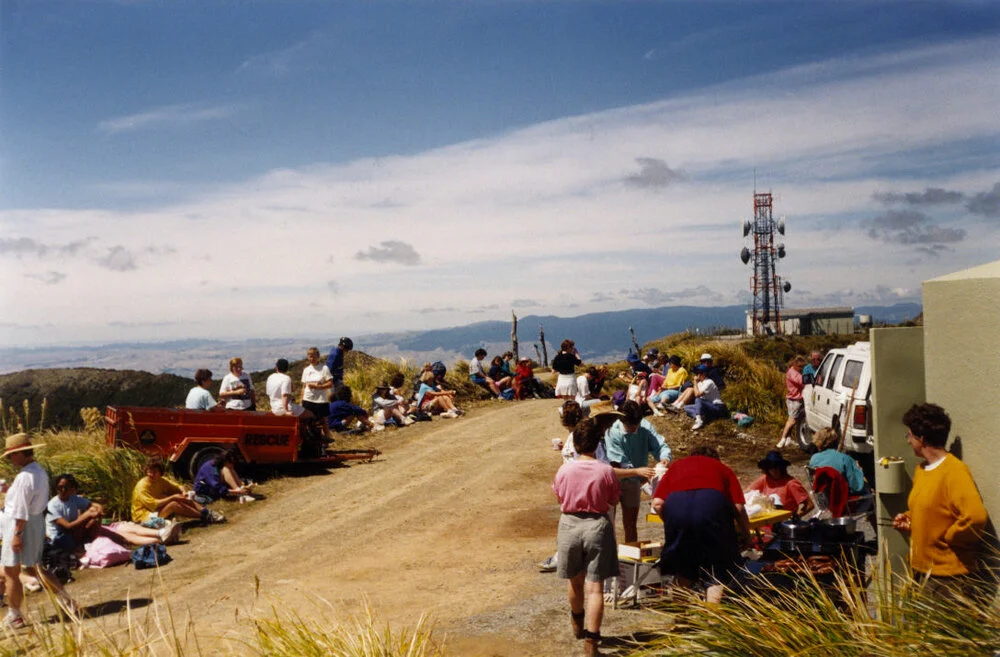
[871, 327, 925, 571]
[923, 261, 1000, 524]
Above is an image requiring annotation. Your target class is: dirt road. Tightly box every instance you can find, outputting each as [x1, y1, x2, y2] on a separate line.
[68, 400, 670, 655]
[69, 399, 793, 655]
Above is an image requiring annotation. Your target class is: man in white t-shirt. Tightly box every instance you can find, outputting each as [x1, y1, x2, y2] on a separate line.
[265, 358, 309, 418]
[574, 367, 600, 413]
[683, 365, 728, 431]
[2, 434, 77, 628]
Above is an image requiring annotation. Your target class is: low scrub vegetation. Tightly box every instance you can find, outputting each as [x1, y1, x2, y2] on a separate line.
[629, 558, 999, 657]
[0, 589, 447, 656]
[0, 407, 145, 521]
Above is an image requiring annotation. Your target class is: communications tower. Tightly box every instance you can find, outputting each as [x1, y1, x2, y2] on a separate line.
[740, 191, 790, 336]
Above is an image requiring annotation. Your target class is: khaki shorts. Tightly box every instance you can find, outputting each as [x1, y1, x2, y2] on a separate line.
[786, 399, 804, 420]
[556, 513, 619, 582]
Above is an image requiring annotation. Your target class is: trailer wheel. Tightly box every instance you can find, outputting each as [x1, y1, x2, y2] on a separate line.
[188, 446, 225, 481]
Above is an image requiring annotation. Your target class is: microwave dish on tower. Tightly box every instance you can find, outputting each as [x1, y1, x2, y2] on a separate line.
[740, 191, 790, 336]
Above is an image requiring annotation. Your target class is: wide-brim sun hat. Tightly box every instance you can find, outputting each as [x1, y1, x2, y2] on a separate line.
[757, 450, 791, 470]
[3, 433, 44, 457]
[588, 401, 623, 418]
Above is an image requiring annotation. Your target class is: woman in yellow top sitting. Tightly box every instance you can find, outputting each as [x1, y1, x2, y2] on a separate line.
[892, 403, 988, 599]
[132, 457, 225, 525]
[650, 356, 688, 415]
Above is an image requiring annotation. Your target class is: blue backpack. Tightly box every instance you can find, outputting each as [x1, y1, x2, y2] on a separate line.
[132, 544, 172, 570]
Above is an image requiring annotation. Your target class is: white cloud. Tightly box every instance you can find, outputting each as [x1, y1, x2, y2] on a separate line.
[97, 103, 238, 135]
[3, 37, 999, 346]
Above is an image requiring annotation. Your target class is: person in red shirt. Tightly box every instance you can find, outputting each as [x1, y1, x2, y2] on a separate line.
[747, 450, 813, 517]
[552, 416, 621, 656]
[651, 446, 751, 604]
[777, 355, 806, 449]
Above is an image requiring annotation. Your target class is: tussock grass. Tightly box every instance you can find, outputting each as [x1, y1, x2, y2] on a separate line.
[641, 340, 786, 425]
[628, 557, 1000, 657]
[245, 599, 446, 657]
[0, 586, 447, 657]
[343, 359, 419, 406]
[0, 407, 145, 521]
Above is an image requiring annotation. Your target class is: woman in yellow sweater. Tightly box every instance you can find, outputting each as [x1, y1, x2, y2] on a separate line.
[892, 403, 988, 598]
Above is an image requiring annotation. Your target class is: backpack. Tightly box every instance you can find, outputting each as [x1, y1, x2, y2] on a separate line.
[500, 388, 516, 400]
[132, 544, 172, 570]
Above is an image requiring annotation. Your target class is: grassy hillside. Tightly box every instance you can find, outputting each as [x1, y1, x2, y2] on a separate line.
[0, 368, 191, 430]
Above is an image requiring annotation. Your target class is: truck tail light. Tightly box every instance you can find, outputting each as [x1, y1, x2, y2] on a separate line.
[852, 404, 867, 429]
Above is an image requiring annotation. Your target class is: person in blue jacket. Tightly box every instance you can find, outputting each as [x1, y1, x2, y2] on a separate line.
[325, 337, 354, 396]
[194, 449, 252, 503]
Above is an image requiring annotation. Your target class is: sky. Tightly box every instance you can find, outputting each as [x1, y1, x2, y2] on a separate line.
[1, 0, 998, 348]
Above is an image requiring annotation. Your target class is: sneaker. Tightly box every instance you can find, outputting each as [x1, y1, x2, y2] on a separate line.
[23, 577, 42, 593]
[209, 510, 226, 524]
[239, 495, 256, 504]
[158, 524, 172, 543]
[402, 417, 415, 426]
[691, 417, 704, 431]
[441, 411, 458, 419]
[537, 555, 557, 573]
[4, 613, 25, 629]
[372, 423, 386, 432]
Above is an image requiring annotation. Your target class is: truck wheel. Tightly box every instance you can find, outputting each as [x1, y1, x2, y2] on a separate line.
[798, 421, 814, 448]
[189, 446, 225, 481]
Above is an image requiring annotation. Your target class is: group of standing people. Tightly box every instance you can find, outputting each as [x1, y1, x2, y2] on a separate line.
[550, 396, 992, 655]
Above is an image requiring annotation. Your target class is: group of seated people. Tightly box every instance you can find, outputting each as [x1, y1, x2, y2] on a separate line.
[618, 350, 728, 431]
[469, 349, 548, 400]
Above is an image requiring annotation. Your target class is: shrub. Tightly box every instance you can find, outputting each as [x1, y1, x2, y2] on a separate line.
[628, 556, 1000, 657]
[0, 421, 146, 521]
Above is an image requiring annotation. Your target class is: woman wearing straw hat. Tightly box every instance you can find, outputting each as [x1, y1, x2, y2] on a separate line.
[1, 433, 77, 628]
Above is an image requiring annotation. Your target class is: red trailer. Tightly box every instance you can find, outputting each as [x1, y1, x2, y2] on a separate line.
[105, 406, 379, 479]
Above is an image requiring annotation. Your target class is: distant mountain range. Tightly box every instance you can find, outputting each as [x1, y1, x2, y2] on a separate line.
[0, 303, 921, 376]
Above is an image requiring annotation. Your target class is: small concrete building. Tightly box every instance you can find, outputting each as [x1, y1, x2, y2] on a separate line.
[745, 306, 855, 336]
[871, 259, 999, 581]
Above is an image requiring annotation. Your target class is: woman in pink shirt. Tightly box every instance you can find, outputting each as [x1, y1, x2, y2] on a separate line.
[777, 355, 806, 449]
[552, 417, 621, 657]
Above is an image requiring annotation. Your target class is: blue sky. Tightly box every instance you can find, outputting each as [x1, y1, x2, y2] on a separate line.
[1, 1, 998, 347]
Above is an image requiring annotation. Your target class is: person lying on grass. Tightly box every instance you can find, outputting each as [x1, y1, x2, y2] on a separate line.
[132, 456, 224, 525]
[47, 474, 177, 553]
[194, 449, 254, 504]
[552, 415, 621, 656]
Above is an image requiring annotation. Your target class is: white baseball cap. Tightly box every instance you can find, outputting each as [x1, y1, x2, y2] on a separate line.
[700, 353, 713, 361]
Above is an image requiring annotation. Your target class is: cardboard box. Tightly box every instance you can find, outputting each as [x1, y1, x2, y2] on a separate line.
[617, 541, 662, 561]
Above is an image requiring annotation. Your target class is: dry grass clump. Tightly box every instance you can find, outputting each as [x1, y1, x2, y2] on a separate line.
[343, 359, 419, 406]
[639, 340, 786, 425]
[0, 407, 145, 521]
[245, 599, 446, 657]
[629, 559, 999, 657]
[0, 588, 447, 657]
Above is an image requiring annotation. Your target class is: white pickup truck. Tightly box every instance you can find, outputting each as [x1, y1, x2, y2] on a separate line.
[800, 341, 875, 484]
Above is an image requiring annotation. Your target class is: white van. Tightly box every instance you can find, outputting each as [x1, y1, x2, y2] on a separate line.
[800, 342, 873, 455]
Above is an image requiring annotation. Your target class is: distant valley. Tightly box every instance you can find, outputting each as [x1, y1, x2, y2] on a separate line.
[0, 303, 921, 376]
